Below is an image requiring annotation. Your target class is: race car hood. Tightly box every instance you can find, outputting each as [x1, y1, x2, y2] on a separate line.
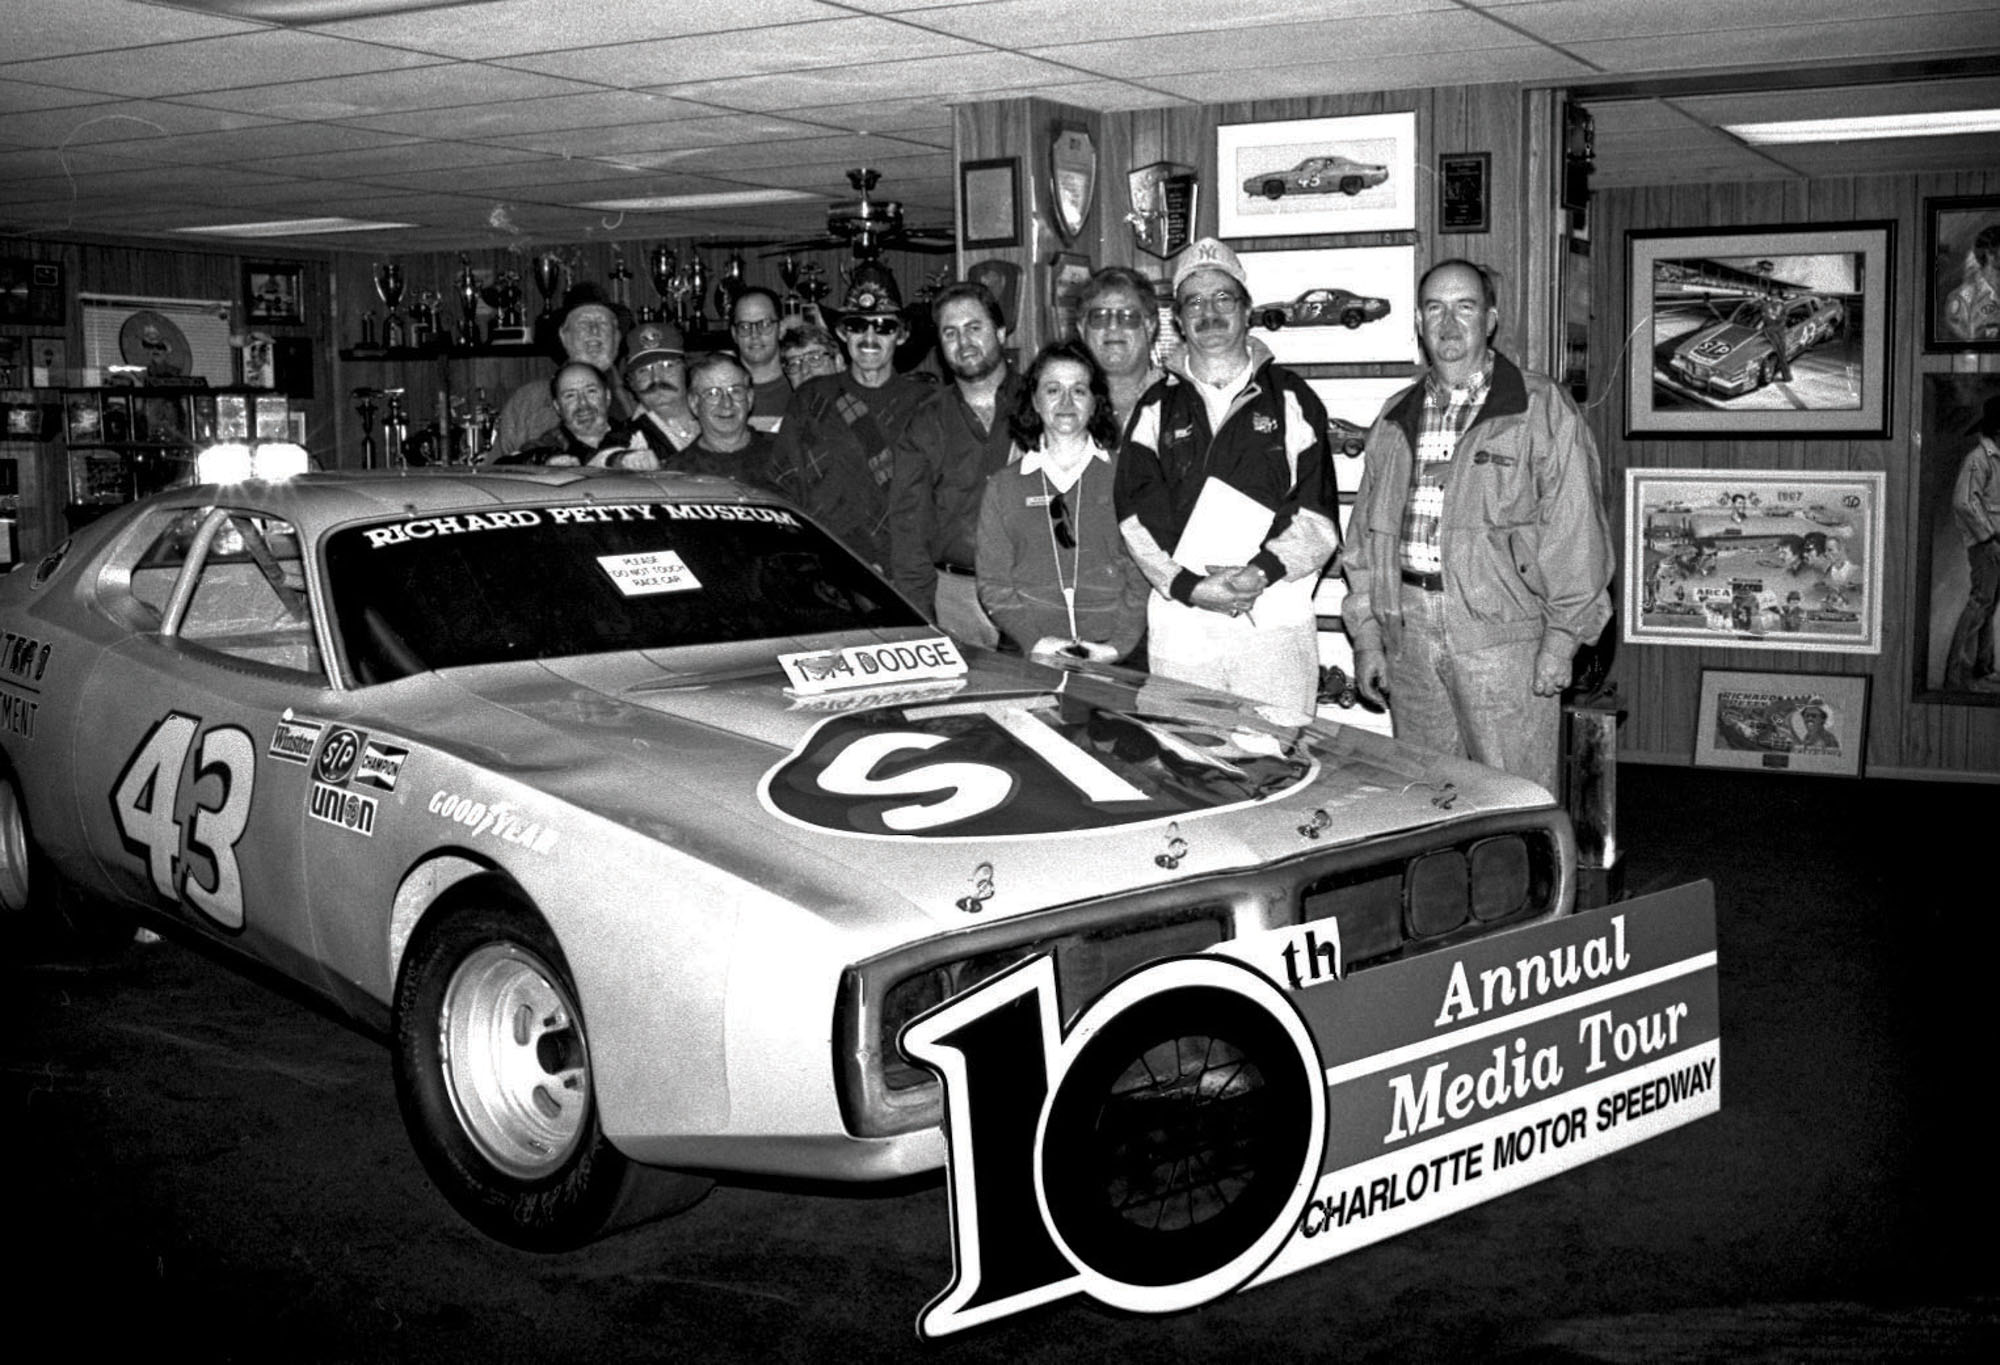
[375, 647, 1553, 939]
[1679, 323, 1761, 361]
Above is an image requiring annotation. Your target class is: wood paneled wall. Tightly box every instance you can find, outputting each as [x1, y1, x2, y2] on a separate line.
[1586, 171, 2000, 780]
[0, 234, 334, 559]
[958, 85, 1561, 373]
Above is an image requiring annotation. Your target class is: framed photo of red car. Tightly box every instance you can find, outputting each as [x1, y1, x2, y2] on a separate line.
[1239, 247, 1420, 366]
[1624, 467, 1885, 656]
[1624, 222, 1893, 439]
[1922, 195, 2000, 351]
[1217, 112, 1416, 238]
[1912, 374, 2000, 705]
[1693, 668, 1868, 777]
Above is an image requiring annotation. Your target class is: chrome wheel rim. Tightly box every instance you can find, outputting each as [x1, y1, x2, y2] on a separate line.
[438, 942, 590, 1180]
[0, 784, 31, 915]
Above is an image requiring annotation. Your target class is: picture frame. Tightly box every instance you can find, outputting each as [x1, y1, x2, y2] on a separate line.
[0, 257, 65, 325]
[1438, 151, 1490, 234]
[960, 158, 1021, 251]
[64, 390, 102, 445]
[1625, 221, 1894, 438]
[1048, 252, 1091, 341]
[1239, 246, 1421, 365]
[1693, 668, 1869, 777]
[1624, 467, 1885, 656]
[243, 261, 305, 326]
[1306, 377, 1411, 496]
[1912, 374, 2000, 705]
[1217, 112, 1416, 238]
[1922, 195, 2000, 351]
[29, 336, 67, 389]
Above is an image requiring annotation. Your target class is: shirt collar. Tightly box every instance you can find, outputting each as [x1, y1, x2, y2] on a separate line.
[1425, 352, 1495, 406]
[1016, 441, 1109, 478]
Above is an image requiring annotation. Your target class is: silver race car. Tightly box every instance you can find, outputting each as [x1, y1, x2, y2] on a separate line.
[0, 469, 1574, 1248]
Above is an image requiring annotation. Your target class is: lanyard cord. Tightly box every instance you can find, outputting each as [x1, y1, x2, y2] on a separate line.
[1040, 464, 1082, 642]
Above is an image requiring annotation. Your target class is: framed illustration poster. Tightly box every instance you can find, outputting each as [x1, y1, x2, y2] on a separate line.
[1912, 374, 2000, 704]
[1239, 247, 1419, 366]
[1307, 377, 1410, 495]
[1922, 195, 2000, 351]
[1693, 668, 1868, 777]
[1217, 112, 1416, 238]
[1624, 467, 1885, 655]
[1625, 222, 1893, 438]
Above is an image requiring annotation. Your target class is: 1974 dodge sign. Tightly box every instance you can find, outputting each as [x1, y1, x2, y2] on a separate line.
[901, 882, 1719, 1337]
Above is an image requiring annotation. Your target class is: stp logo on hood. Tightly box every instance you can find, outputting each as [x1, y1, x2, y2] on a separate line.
[314, 726, 364, 785]
[761, 691, 1313, 839]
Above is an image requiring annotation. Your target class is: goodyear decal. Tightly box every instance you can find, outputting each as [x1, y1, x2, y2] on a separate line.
[429, 791, 558, 854]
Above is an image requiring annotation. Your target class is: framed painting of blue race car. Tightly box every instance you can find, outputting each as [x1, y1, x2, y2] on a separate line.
[1625, 222, 1893, 439]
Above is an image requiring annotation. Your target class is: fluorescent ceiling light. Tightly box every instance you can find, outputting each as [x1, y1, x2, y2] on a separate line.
[576, 189, 821, 212]
[1727, 109, 2000, 144]
[176, 217, 418, 238]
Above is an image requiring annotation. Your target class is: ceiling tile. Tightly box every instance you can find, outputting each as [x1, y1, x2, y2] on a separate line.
[0, 99, 277, 150]
[907, 0, 1446, 46]
[1155, 46, 1594, 103]
[177, 63, 611, 120]
[651, 51, 1089, 112]
[339, 89, 707, 139]
[485, 113, 828, 159]
[1, 0, 262, 63]
[232, 139, 543, 178]
[2, 28, 443, 99]
[1565, 16, 2000, 74]
[497, 16, 979, 86]
[299, 0, 837, 60]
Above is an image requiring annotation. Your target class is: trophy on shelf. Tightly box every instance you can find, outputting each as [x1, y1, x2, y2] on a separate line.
[488, 270, 528, 344]
[455, 254, 483, 348]
[532, 252, 566, 351]
[352, 387, 381, 469]
[608, 249, 634, 311]
[373, 261, 407, 350]
[380, 388, 409, 469]
[684, 253, 710, 334]
[714, 249, 746, 323]
[646, 244, 677, 325]
[410, 288, 443, 350]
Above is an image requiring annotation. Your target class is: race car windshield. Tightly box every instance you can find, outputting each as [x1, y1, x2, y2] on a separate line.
[324, 501, 923, 680]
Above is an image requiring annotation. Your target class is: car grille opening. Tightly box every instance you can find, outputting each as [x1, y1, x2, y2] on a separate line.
[874, 909, 1227, 1094]
[1300, 831, 1555, 971]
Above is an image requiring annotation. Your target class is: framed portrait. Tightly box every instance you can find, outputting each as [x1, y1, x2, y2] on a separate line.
[81, 293, 233, 386]
[1217, 112, 1416, 238]
[1912, 374, 2000, 705]
[1693, 668, 1868, 777]
[100, 391, 133, 443]
[1048, 252, 1091, 341]
[960, 158, 1021, 251]
[1624, 467, 1885, 656]
[0, 257, 65, 325]
[1307, 377, 1411, 496]
[1922, 195, 2000, 351]
[29, 337, 67, 388]
[243, 261, 305, 326]
[1438, 152, 1490, 234]
[1625, 222, 1894, 438]
[1239, 246, 1420, 366]
[64, 390, 102, 445]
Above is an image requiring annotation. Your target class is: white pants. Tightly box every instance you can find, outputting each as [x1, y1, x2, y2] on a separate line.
[1146, 582, 1319, 715]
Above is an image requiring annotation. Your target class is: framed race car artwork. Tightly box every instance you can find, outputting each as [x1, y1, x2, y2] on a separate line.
[1625, 222, 1893, 439]
[1923, 195, 2000, 352]
[1238, 247, 1420, 366]
[1693, 668, 1868, 778]
[1217, 112, 1416, 238]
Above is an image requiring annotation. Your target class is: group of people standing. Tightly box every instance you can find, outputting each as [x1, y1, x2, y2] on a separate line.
[489, 234, 1614, 796]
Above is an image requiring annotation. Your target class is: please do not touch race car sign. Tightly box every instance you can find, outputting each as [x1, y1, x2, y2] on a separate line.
[900, 881, 1720, 1338]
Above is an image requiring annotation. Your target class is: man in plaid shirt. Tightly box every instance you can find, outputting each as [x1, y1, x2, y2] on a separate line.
[1342, 259, 1612, 793]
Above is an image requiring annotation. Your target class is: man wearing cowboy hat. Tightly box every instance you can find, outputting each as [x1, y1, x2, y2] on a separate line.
[773, 265, 933, 571]
[1115, 237, 1338, 713]
[1945, 393, 2000, 691]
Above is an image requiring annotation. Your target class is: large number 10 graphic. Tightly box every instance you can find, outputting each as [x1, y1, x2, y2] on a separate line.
[901, 952, 1326, 1338]
[111, 712, 256, 930]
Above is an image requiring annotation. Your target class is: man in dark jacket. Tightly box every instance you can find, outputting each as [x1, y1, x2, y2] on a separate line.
[1114, 238, 1338, 713]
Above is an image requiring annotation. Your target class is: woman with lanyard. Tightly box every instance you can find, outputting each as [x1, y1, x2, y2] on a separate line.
[975, 340, 1149, 662]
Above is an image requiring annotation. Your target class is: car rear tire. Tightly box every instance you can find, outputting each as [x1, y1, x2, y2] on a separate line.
[392, 889, 711, 1250]
[0, 774, 138, 958]
[1259, 179, 1286, 200]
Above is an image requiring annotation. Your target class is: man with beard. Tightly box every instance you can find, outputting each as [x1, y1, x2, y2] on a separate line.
[888, 280, 1022, 647]
[1078, 265, 1164, 431]
[489, 362, 632, 467]
[1341, 258, 1613, 793]
[494, 287, 632, 458]
[771, 269, 930, 572]
[728, 286, 791, 431]
[1115, 238, 1337, 713]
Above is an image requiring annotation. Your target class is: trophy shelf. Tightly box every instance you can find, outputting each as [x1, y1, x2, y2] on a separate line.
[339, 343, 544, 362]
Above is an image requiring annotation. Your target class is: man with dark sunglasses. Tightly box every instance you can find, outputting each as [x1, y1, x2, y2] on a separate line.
[772, 268, 933, 572]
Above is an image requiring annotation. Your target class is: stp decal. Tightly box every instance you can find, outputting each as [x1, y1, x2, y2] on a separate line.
[902, 884, 1719, 1338]
[760, 691, 1313, 839]
[308, 725, 377, 838]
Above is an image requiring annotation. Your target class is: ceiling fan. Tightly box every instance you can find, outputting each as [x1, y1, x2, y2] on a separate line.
[762, 168, 956, 260]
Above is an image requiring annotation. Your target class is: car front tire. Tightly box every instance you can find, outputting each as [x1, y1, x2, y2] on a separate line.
[1259, 178, 1286, 200]
[392, 888, 710, 1250]
[0, 773, 137, 958]
[1260, 309, 1287, 330]
[1341, 310, 1364, 328]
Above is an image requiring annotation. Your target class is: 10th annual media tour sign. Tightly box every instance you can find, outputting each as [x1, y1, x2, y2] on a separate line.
[901, 881, 1719, 1338]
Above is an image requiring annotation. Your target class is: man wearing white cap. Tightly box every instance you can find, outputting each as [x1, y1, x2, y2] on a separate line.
[1114, 237, 1338, 714]
[494, 286, 634, 458]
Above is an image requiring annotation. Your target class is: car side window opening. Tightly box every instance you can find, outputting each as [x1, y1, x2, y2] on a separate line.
[111, 505, 324, 679]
